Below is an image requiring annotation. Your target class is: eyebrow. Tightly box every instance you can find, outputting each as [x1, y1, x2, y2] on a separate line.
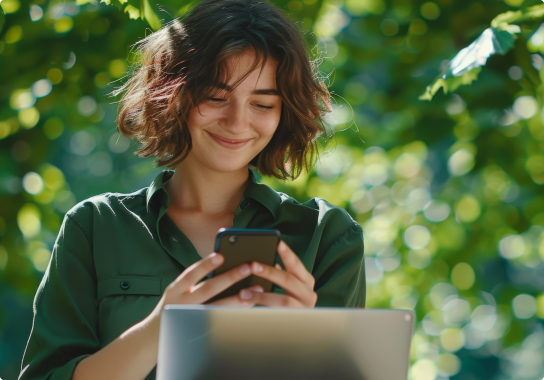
[213, 82, 280, 96]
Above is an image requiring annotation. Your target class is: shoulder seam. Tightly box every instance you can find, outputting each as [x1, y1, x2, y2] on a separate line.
[337, 222, 362, 240]
[66, 213, 92, 249]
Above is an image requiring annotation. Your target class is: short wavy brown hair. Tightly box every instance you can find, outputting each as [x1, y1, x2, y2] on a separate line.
[113, 0, 331, 180]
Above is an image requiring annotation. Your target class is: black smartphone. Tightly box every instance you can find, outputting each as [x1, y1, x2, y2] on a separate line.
[207, 228, 280, 303]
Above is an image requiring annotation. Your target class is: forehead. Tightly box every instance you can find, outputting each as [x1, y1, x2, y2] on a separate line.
[220, 50, 278, 88]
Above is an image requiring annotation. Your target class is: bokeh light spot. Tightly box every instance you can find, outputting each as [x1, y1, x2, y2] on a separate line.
[512, 294, 537, 319]
[30, 247, 51, 272]
[410, 358, 436, 380]
[394, 153, 420, 178]
[451, 262, 475, 290]
[41, 165, 65, 191]
[109, 59, 128, 78]
[513, 96, 538, 119]
[10, 89, 35, 110]
[29, 4, 43, 21]
[448, 149, 475, 176]
[1, 0, 20, 13]
[440, 328, 464, 352]
[404, 225, 431, 249]
[77, 96, 97, 116]
[47, 68, 63, 84]
[421, 2, 440, 20]
[17, 204, 41, 238]
[423, 200, 451, 222]
[437, 353, 461, 377]
[108, 132, 131, 153]
[31, 79, 53, 98]
[5, 25, 23, 44]
[455, 195, 480, 223]
[54, 17, 74, 33]
[19, 107, 40, 129]
[499, 234, 526, 259]
[407, 249, 431, 269]
[22, 172, 44, 195]
[508, 66, 523, 80]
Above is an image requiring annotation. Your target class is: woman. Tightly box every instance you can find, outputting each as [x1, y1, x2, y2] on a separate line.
[20, 0, 366, 379]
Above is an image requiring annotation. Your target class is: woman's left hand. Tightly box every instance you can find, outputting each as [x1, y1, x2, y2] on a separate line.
[244, 240, 317, 307]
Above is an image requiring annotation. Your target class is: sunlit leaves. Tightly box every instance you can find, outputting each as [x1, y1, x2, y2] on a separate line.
[100, 0, 163, 30]
[420, 26, 520, 100]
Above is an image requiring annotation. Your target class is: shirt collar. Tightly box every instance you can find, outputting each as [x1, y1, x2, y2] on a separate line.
[145, 169, 281, 219]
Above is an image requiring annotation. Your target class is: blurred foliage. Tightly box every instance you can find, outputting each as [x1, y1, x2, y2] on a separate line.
[1, 0, 544, 379]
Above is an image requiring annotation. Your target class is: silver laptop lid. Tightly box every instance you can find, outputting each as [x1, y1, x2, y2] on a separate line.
[157, 306, 414, 380]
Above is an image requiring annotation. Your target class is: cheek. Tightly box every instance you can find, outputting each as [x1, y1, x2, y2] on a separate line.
[187, 105, 217, 130]
[255, 110, 282, 140]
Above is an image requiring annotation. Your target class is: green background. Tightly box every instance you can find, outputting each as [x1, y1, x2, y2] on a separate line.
[1, 0, 544, 379]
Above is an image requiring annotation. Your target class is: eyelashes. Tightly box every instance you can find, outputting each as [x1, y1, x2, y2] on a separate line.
[206, 98, 274, 110]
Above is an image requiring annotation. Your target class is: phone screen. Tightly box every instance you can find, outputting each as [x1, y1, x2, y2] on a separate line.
[207, 228, 280, 303]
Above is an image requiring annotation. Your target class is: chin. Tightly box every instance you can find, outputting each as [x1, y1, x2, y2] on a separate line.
[202, 155, 252, 174]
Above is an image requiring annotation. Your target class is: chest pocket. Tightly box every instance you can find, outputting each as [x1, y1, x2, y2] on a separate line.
[97, 276, 162, 301]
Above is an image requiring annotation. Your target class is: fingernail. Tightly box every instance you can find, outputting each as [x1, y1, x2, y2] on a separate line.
[240, 289, 253, 300]
[211, 253, 223, 266]
[279, 241, 286, 252]
[252, 262, 263, 272]
[250, 285, 264, 293]
[239, 264, 250, 276]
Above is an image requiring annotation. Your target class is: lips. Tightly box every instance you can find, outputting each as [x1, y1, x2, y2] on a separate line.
[206, 131, 253, 149]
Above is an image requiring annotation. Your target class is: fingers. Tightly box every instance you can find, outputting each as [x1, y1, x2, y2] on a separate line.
[250, 262, 317, 306]
[171, 252, 225, 291]
[276, 241, 315, 288]
[207, 286, 263, 306]
[249, 291, 306, 308]
[184, 263, 253, 304]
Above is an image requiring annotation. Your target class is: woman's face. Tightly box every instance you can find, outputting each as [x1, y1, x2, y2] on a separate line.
[185, 50, 282, 174]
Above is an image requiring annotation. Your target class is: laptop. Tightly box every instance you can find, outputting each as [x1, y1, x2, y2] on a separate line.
[156, 306, 414, 380]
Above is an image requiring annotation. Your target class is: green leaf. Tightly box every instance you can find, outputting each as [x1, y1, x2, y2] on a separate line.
[420, 27, 519, 101]
[419, 67, 481, 101]
[491, 4, 544, 28]
[142, 0, 162, 30]
[124, 4, 140, 19]
[100, 0, 126, 10]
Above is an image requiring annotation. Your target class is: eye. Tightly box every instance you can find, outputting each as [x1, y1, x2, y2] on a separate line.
[207, 97, 226, 102]
[255, 104, 274, 110]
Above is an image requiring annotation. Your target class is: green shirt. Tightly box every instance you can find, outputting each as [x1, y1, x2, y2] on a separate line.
[20, 169, 366, 380]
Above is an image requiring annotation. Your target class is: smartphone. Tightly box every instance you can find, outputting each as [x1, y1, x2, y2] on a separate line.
[207, 228, 280, 303]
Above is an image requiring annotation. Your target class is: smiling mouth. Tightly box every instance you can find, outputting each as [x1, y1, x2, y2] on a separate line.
[206, 131, 253, 148]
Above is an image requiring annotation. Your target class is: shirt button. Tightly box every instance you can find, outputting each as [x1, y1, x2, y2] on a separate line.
[120, 281, 130, 290]
[240, 199, 251, 210]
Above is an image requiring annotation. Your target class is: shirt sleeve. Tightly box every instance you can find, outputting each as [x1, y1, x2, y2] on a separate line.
[313, 223, 366, 308]
[19, 210, 100, 380]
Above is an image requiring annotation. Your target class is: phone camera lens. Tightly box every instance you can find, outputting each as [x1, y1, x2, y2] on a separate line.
[229, 236, 237, 244]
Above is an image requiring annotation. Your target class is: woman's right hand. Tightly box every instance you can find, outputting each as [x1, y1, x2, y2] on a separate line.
[141, 252, 260, 342]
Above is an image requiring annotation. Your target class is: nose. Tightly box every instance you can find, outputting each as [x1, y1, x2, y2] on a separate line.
[219, 99, 251, 135]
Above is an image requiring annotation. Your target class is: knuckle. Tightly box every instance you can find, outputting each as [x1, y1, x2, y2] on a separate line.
[312, 292, 318, 305]
[229, 268, 242, 281]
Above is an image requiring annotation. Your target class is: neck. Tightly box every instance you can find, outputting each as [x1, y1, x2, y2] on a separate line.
[165, 156, 249, 215]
